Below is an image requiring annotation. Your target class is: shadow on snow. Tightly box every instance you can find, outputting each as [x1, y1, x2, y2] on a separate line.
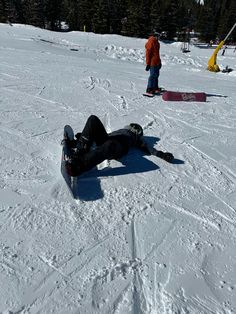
[75, 136, 184, 201]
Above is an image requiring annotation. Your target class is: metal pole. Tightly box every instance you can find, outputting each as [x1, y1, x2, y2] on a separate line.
[223, 22, 236, 42]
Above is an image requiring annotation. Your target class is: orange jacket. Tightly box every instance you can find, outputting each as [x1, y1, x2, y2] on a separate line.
[145, 36, 161, 66]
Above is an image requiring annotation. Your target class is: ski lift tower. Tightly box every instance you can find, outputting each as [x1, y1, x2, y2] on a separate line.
[181, 28, 190, 53]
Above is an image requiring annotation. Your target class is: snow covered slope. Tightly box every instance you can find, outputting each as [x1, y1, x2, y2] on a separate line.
[0, 23, 236, 314]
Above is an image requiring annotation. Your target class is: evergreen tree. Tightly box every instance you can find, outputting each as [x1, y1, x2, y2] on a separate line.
[21, 0, 45, 28]
[218, 0, 236, 41]
[124, 0, 138, 36]
[227, 0, 236, 41]
[152, 0, 179, 40]
[0, 0, 234, 42]
[78, 0, 94, 32]
[125, 0, 152, 37]
[109, 0, 126, 34]
[196, 0, 223, 42]
[44, 0, 63, 30]
[5, 0, 25, 24]
[150, 0, 164, 34]
[63, 0, 79, 30]
[91, 0, 109, 34]
[0, 0, 7, 22]
[138, 0, 152, 37]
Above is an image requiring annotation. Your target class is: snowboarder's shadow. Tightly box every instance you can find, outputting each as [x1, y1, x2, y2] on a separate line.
[76, 150, 158, 201]
[75, 136, 184, 201]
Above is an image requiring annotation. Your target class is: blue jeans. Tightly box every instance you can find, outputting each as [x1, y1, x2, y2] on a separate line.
[147, 64, 161, 90]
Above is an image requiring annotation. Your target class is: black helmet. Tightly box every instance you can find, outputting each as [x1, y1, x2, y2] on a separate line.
[151, 30, 160, 38]
[128, 123, 143, 136]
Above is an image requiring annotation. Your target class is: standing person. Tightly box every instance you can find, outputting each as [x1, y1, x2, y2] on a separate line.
[64, 115, 174, 177]
[222, 46, 227, 56]
[145, 31, 162, 96]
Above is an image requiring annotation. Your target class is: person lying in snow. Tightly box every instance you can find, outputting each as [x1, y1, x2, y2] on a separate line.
[64, 115, 174, 177]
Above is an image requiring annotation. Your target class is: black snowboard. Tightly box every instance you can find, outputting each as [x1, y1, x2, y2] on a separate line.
[61, 125, 78, 198]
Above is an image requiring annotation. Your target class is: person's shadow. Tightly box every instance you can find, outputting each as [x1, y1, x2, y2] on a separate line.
[74, 136, 184, 201]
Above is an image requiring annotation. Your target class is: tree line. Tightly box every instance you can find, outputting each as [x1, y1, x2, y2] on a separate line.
[0, 0, 235, 42]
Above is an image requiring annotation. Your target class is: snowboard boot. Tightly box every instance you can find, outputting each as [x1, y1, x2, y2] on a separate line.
[67, 139, 78, 148]
[144, 88, 155, 97]
[146, 88, 154, 94]
[65, 156, 87, 177]
[153, 87, 161, 94]
[74, 135, 91, 156]
[66, 161, 80, 177]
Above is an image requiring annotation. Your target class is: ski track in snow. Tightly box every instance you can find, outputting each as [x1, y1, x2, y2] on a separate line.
[0, 24, 236, 313]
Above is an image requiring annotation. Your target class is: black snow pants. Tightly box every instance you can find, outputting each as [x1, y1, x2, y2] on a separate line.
[79, 115, 129, 171]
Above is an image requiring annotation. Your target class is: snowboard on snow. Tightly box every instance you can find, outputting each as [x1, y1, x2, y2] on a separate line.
[61, 125, 78, 198]
[162, 91, 206, 102]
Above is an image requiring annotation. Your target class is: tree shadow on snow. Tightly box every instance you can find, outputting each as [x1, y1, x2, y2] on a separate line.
[75, 136, 184, 201]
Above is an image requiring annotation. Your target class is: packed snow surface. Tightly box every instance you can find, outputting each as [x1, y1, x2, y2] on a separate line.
[0, 23, 236, 314]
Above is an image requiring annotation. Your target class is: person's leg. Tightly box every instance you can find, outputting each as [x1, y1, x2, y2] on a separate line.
[83, 139, 125, 170]
[153, 65, 160, 90]
[79, 115, 109, 151]
[147, 66, 160, 92]
[147, 66, 155, 92]
[67, 139, 127, 176]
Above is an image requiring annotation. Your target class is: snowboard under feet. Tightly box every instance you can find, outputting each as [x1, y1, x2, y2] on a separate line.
[143, 88, 165, 97]
[143, 92, 154, 97]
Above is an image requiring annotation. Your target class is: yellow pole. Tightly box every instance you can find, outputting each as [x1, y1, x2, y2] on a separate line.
[207, 22, 236, 72]
[83, 25, 86, 32]
[207, 40, 224, 72]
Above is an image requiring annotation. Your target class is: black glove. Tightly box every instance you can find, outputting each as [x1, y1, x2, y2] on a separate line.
[155, 150, 174, 162]
[145, 65, 150, 71]
[162, 152, 174, 162]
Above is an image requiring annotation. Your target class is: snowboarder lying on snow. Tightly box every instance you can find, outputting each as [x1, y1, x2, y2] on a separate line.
[64, 115, 174, 177]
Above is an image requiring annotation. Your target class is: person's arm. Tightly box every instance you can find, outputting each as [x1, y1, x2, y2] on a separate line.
[136, 137, 174, 162]
[146, 49, 151, 66]
[136, 137, 151, 155]
[145, 41, 152, 67]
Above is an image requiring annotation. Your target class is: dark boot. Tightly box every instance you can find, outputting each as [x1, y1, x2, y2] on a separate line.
[75, 136, 91, 154]
[146, 88, 154, 94]
[65, 155, 87, 177]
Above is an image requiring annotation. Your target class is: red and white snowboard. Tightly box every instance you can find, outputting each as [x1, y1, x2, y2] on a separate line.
[162, 91, 206, 102]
